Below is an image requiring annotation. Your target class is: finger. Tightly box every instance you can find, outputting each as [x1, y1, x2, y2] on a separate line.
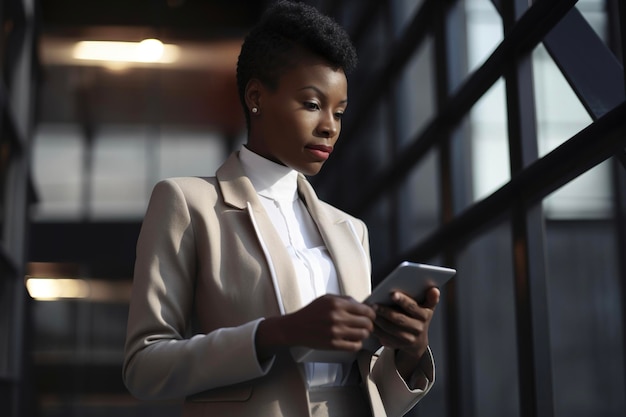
[344, 299, 376, 320]
[323, 295, 376, 320]
[339, 313, 375, 333]
[327, 321, 373, 349]
[389, 292, 423, 318]
[422, 287, 440, 309]
[373, 317, 419, 348]
[392, 287, 440, 311]
[373, 328, 404, 348]
[374, 304, 423, 334]
[330, 338, 367, 352]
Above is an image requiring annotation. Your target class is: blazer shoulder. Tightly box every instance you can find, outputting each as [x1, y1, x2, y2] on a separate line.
[158, 176, 218, 190]
[153, 176, 219, 196]
[147, 177, 222, 213]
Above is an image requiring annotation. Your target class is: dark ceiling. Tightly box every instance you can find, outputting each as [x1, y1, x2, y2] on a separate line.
[40, 0, 267, 40]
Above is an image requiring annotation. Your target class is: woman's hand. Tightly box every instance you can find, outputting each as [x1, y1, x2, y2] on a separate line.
[255, 294, 376, 361]
[372, 287, 440, 380]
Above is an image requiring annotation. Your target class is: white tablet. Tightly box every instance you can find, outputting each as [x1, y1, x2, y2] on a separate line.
[364, 261, 456, 306]
[291, 261, 456, 363]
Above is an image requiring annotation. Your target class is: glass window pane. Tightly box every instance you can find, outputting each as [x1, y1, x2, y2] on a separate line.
[456, 221, 520, 417]
[158, 127, 227, 180]
[533, 44, 593, 153]
[470, 77, 510, 202]
[575, 0, 608, 42]
[543, 162, 613, 219]
[91, 125, 149, 219]
[465, 0, 504, 75]
[397, 36, 435, 151]
[32, 124, 228, 220]
[32, 124, 84, 220]
[545, 216, 626, 416]
[398, 150, 441, 253]
[532, 44, 610, 219]
[390, 0, 425, 39]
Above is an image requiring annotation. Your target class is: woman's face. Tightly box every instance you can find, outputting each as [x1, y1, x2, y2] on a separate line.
[246, 55, 348, 176]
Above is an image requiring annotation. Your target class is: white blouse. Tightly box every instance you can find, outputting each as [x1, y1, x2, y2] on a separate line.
[239, 145, 345, 387]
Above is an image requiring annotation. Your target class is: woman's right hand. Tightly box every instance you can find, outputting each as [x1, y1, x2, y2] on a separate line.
[255, 294, 376, 361]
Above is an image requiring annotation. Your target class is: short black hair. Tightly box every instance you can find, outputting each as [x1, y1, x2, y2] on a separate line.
[236, 0, 358, 130]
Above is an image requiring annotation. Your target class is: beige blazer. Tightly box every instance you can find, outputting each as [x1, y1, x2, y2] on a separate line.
[123, 152, 434, 417]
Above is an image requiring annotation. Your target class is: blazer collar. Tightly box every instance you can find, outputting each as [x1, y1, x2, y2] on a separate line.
[216, 151, 257, 210]
[216, 152, 370, 306]
[215, 152, 299, 313]
[297, 176, 370, 302]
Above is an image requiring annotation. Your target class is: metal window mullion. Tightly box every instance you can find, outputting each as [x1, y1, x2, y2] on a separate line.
[611, 153, 626, 406]
[434, 2, 473, 417]
[501, 0, 555, 415]
[608, 0, 626, 402]
[510, 204, 553, 417]
[384, 3, 401, 261]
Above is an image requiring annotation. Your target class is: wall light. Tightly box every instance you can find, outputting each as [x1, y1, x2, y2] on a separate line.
[24, 277, 132, 302]
[72, 38, 180, 64]
[25, 277, 90, 301]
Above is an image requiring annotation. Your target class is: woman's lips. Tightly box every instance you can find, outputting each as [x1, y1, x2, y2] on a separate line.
[305, 144, 333, 160]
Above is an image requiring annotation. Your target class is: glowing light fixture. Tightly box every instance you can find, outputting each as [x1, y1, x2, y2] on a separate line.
[24, 277, 132, 302]
[72, 38, 180, 64]
[25, 278, 90, 301]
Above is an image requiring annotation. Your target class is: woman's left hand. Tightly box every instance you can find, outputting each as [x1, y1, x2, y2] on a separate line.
[372, 287, 440, 379]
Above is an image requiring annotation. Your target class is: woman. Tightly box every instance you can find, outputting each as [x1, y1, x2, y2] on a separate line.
[123, 2, 439, 416]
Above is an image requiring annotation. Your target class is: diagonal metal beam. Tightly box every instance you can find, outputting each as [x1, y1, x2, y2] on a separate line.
[374, 100, 626, 277]
[542, 8, 625, 119]
[492, 0, 625, 120]
[345, 0, 579, 215]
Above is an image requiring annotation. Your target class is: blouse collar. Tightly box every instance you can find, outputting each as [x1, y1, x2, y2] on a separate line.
[239, 145, 299, 203]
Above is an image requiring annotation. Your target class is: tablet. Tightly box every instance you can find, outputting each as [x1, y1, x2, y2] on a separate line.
[291, 261, 456, 363]
[364, 261, 456, 306]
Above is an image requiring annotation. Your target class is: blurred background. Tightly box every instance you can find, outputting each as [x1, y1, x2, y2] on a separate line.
[1, 0, 625, 416]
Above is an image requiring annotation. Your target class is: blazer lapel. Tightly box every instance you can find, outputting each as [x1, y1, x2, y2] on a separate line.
[217, 152, 303, 315]
[297, 176, 371, 302]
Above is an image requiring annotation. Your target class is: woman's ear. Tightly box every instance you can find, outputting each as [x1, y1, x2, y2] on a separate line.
[244, 79, 262, 114]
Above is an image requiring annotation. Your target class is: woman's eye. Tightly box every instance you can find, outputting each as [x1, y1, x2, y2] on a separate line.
[334, 112, 344, 120]
[304, 102, 320, 110]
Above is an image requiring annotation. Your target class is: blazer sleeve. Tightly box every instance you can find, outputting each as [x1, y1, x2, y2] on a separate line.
[370, 347, 435, 417]
[123, 179, 272, 400]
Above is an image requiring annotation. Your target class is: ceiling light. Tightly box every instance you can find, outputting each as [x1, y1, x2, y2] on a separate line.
[24, 276, 132, 302]
[25, 277, 90, 300]
[72, 38, 179, 64]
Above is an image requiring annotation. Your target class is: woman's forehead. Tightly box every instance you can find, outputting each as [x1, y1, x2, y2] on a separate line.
[276, 59, 347, 94]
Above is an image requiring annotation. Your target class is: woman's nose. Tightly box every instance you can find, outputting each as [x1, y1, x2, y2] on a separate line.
[317, 112, 338, 138]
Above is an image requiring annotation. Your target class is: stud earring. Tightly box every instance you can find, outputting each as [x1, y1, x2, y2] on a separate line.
[251, 107, 258, 114]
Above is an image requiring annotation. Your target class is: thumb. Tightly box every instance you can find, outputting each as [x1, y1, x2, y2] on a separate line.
[423, 287, 440, 309]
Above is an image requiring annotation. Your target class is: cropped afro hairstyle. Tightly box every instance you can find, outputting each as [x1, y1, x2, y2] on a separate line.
[236, 0, 358, 130]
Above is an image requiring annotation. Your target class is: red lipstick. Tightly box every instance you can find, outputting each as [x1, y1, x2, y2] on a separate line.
[305, 144, 333, 160]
